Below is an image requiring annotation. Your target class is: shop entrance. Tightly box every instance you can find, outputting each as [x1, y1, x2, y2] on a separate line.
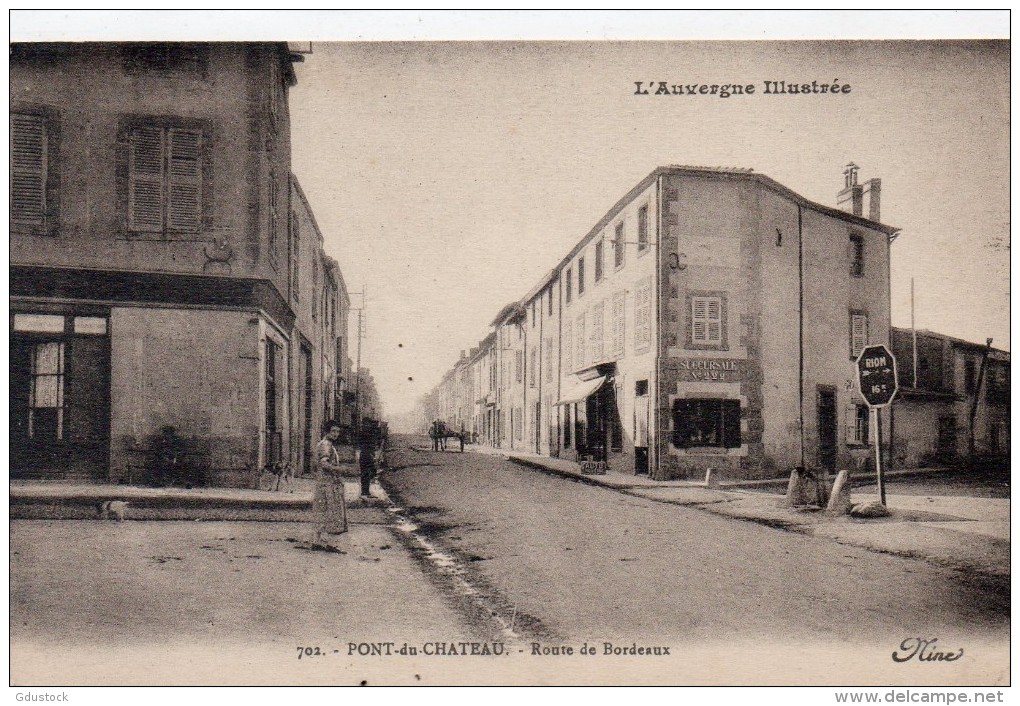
[11, 313, 110, 479]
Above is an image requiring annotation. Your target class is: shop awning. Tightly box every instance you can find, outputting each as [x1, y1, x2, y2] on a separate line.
[555, 376, 607, 406]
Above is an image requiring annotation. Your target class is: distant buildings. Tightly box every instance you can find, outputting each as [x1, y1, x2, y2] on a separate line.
[10, 42, 365, 486]
[890, 329, 1009, 467]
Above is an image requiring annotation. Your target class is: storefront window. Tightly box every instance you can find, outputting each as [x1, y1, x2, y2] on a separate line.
[671, 398, 741, 449]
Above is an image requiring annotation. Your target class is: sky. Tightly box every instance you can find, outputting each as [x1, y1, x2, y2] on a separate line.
[287, 39, 1010, 417]
[10, 12, 1011, 420]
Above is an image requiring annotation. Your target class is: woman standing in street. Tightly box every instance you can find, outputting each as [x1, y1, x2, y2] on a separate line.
[314, 421, 352, 542]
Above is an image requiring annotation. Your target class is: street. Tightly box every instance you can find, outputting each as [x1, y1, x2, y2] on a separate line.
[10, 519, 483, 685]
[10, 437, 1010, 685]
[382, 438, 1009, 649]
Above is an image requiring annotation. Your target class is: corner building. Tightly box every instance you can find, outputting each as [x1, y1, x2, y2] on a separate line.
[427, 165, 898, 480]
[10, 43, 349, 486]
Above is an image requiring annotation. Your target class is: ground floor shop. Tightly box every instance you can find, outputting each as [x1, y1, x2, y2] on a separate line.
[10, 268, 346, 487]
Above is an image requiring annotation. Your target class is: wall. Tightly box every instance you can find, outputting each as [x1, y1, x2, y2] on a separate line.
[657, 173, 892, 480]
[109, 306, 261, 486]
[658, 174, 754, 480]
[558, 182, 658, 473]
[10, 43, 293, 302]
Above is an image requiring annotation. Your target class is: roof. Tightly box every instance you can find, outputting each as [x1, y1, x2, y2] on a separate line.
[520, 268, 559, 306]
[490, 301, 526, 327]
[558, 165, 899, 267]
[892, 327, 1009, 357]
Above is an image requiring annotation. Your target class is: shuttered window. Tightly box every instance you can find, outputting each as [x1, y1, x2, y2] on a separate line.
[129, 126, 202, 233]
[692, 296, 723, 345]
[11, 114, 48, 225]
[634, 277, 652, 352]
[613, 222, 625, 268]
[545, 339, 554, 383]
[575, 313, 586, 368]
[845, 404, 869, 444]
[637, 205, 649, 252]
[563, 320, 573, 372]
[850, 312, 869, 359]
[612, 291, 626, 358]
[590, 301, 604, 362]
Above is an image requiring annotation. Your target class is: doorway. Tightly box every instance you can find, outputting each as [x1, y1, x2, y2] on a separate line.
[11, 313, 110, 479]
[816, 385, 837, 472]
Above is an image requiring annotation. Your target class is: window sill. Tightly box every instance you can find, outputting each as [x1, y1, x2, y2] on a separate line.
[123, 231, 204, 242]
[675, 446, 731, 454]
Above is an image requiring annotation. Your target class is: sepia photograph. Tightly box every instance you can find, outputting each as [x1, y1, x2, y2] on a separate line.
[8, 10, 1010, 693]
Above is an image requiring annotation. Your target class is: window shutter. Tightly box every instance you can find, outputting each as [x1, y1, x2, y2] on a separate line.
[167, 128, 201, 232]
[844, 404, 858, 443]
[851, 313, 868, 358]
[11, 114, 47, 224]
[575, 313, 586, 367]
[545, 340, 553, 382]
[591, 301, 604, 362]
[563, 320, 572, 372]
[129, 127, 165, 231]
[612, 291, 626, 358]
[634, 277, 651, 351]
[692, 296, 722, 344]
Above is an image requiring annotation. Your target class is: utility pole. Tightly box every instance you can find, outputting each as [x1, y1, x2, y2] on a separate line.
[911, 278, 918, 388]
[968, 338, 993, 460]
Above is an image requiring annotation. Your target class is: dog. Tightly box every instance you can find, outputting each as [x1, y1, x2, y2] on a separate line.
[99, 500, 130, 521]
[267, 460, 295, 493]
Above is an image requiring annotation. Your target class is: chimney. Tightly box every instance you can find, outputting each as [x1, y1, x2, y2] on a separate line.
[837, 162, 881, 222]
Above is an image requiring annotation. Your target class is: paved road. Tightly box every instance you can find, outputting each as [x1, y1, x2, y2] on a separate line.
[382, 439, 1009, 650]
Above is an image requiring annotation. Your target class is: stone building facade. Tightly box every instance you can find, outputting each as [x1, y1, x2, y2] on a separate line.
[424, 165, 900, 480]
[10, 42, 354, 486]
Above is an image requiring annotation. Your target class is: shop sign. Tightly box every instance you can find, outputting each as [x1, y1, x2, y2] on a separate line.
[675, 358, 743, 382]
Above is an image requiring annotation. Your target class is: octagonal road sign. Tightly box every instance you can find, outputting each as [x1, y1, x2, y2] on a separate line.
[856, 344, 899, 408]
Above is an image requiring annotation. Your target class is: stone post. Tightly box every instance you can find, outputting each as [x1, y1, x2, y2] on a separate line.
[826, 469, 852, 515]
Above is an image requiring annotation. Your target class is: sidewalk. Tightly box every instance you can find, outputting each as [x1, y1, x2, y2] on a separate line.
[9, 477, 387, 523]
[467, 444, 1011, 581]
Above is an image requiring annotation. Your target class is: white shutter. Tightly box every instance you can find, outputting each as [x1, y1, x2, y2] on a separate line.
[692, 296, 722, 344]
[634, 277, 651, 352]
[612, 291, 626, 358]
[167, 128, 201, 232]
[851, 314, 868, 358]
[575, 313, 586, 368]
[844, 404, 858, 443]
[591, 301, 604, 362]
[129, 127, 165, 231]
[563, 320, 572, 373]
[11, 114, 47, 224]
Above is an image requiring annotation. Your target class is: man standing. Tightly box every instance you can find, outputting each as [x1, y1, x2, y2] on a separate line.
[358, 420, 379, 499]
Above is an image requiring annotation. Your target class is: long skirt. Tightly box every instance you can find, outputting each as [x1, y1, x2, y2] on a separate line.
[313, 477, 348, 534]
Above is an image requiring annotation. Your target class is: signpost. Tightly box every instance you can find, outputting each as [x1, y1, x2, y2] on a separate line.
[855, 344, 899, 505]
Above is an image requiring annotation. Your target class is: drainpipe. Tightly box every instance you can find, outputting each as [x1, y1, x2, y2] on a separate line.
[653, 174, 663, 480]
[798, 205, 805, 469]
